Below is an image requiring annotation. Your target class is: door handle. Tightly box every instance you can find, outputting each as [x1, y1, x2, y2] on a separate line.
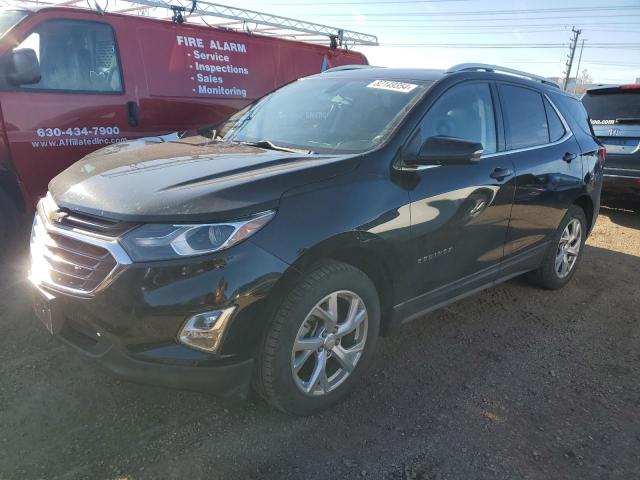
[563, 152, 577, 163]
[490, 167, 514, 181]
[127, 101, 139, 127]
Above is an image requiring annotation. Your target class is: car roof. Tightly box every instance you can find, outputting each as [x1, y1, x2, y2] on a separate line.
[317, 65, 578, 98]
[315, 66, 446, 82]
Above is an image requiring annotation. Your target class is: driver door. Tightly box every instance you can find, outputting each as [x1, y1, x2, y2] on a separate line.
[405, 81, 516, 312]
[0, 17, 138, 207]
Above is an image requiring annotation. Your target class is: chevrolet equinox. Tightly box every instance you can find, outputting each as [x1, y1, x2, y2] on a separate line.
[30, 64, 604, 415]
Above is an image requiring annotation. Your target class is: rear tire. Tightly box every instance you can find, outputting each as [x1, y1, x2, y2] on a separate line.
[255, 260, 380, 415]
[527, 205, 587, 290]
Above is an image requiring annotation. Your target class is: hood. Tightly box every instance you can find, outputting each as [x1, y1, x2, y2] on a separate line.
[49, 135, 357, 222]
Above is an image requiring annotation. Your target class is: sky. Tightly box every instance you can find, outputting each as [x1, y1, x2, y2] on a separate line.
[8, 0, 640, 84]
[229, 0, 640, 85]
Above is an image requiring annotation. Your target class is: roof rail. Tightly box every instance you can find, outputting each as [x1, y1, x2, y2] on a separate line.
[322, 65, 378, 73]
[446, 63, 560, 88]
[34, 0, 379, 48]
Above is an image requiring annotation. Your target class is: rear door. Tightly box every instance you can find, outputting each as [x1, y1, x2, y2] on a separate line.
[405, 81, 515, 312]
[582, 86, 640, 178]
[497, 83, 583, 276]
[0, 16, 137, 207]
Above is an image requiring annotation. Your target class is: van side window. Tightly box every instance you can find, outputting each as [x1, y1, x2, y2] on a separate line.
[15, 20, 122, 93]
[544, 98, 566, 142]
[499, 85, 548, 149]
[419, 82, 497, 154]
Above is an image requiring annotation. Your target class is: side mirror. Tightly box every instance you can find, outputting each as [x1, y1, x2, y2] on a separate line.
[7, 48, 41, 86]
[416, 136, 483, 166]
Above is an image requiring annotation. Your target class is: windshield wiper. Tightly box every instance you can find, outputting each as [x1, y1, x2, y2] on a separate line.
[238, 140, 314, 154]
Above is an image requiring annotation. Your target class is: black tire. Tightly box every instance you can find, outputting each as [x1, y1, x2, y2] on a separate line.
[527, 205, 587, 290]
[0, 189, 18, 260]
[255, 260, 380, 415]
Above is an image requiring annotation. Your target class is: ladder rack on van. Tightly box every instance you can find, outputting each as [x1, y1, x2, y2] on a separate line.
[26, 0, 379, 48]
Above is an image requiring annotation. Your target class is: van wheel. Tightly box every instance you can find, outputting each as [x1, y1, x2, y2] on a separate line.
[255, 260, 380, 415]
[528, 205, 587, 290]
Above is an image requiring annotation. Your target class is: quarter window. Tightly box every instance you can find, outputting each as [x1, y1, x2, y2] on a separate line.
[544, 98, 566, 142]
[500, 85, 548, 149]
[14, 20, 122, 92]
[419, 82, 497, 154]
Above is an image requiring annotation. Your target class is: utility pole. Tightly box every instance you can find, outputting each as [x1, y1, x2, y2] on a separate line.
[563, 27, 582, 91]
[573, 38, 585, 94]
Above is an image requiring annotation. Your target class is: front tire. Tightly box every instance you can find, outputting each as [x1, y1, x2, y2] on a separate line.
[528, 205, 587, 289]
[255, 260, 380, 415]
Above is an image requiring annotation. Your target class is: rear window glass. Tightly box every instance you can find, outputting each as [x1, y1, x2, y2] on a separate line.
[500, 84, 548, 149]
[544, 98, 566, 142]
[582, 91, 640, 123]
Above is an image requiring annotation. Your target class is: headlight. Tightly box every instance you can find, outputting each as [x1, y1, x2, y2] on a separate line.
[120, 210, 275, 261]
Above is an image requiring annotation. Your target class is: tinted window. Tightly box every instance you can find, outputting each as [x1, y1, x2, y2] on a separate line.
[500, 85, 548, 149]
[544, 98, 565, 142]
[582, 90, 640, 121]
[419, 82, 497, 154]
[221, 78, 430, 154]
[15, 20, 122, 92]
[558, 95, 594, 136]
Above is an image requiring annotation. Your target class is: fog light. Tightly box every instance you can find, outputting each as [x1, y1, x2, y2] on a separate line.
[178, 307, 236, 353]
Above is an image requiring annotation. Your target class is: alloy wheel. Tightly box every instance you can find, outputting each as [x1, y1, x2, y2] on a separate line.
[291, 290, 368, 396]
[555, 218, 582, 279]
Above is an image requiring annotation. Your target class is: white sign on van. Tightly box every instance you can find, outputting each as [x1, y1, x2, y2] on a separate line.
[367, 80, 418, 93]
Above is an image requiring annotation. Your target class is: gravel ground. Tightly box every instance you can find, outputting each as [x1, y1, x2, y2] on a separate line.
[0, 208, 638, 480]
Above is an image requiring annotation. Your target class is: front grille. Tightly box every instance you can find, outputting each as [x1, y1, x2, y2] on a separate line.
[56, 209, 133, 237]
[30, 197, 125, 295]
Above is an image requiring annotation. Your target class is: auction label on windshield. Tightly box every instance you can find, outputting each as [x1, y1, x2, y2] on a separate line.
[367, 80, 418, 93]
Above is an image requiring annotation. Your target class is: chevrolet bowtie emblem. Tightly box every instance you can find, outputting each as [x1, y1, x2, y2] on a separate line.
[47, 209, 68, 223]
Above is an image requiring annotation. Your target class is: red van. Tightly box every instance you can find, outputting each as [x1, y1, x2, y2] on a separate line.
[0, 5, 373, 246]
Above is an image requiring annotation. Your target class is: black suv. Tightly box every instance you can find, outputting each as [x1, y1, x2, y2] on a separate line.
[582, 84, 640, 207]
[30, 64, 604, 415]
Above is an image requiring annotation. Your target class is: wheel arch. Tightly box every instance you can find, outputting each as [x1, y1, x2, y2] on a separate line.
[573, 194, 595, 235]
[263, 231, 400, 338]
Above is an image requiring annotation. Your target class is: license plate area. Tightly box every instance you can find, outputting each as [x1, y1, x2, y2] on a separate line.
[33, 286, 60, 335]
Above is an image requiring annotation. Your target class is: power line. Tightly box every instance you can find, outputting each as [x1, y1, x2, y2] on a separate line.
[379, 43, 640, 49]
[294, 5, 640, 15]
[311, 13, 640, 20]
[255, 0, 471, 4]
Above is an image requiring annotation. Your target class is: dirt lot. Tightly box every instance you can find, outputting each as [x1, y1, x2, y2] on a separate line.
[0, 208, 639, 480]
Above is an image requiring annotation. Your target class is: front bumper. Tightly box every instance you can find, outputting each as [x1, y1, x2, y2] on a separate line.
[32, 281, 257, 398]
[30, 233, 290, 397]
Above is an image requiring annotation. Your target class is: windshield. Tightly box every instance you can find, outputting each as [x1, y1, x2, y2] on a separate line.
[219, 77, 430, 154]
[0, 10, 28, 38]
[583, 90, 640, 123]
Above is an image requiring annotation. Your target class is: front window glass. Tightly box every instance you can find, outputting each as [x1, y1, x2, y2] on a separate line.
[418, 82, 497, 154]
[0, 10, 28, 38]
[15, 20, 122, 92]
[220, 77, 430, 154]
